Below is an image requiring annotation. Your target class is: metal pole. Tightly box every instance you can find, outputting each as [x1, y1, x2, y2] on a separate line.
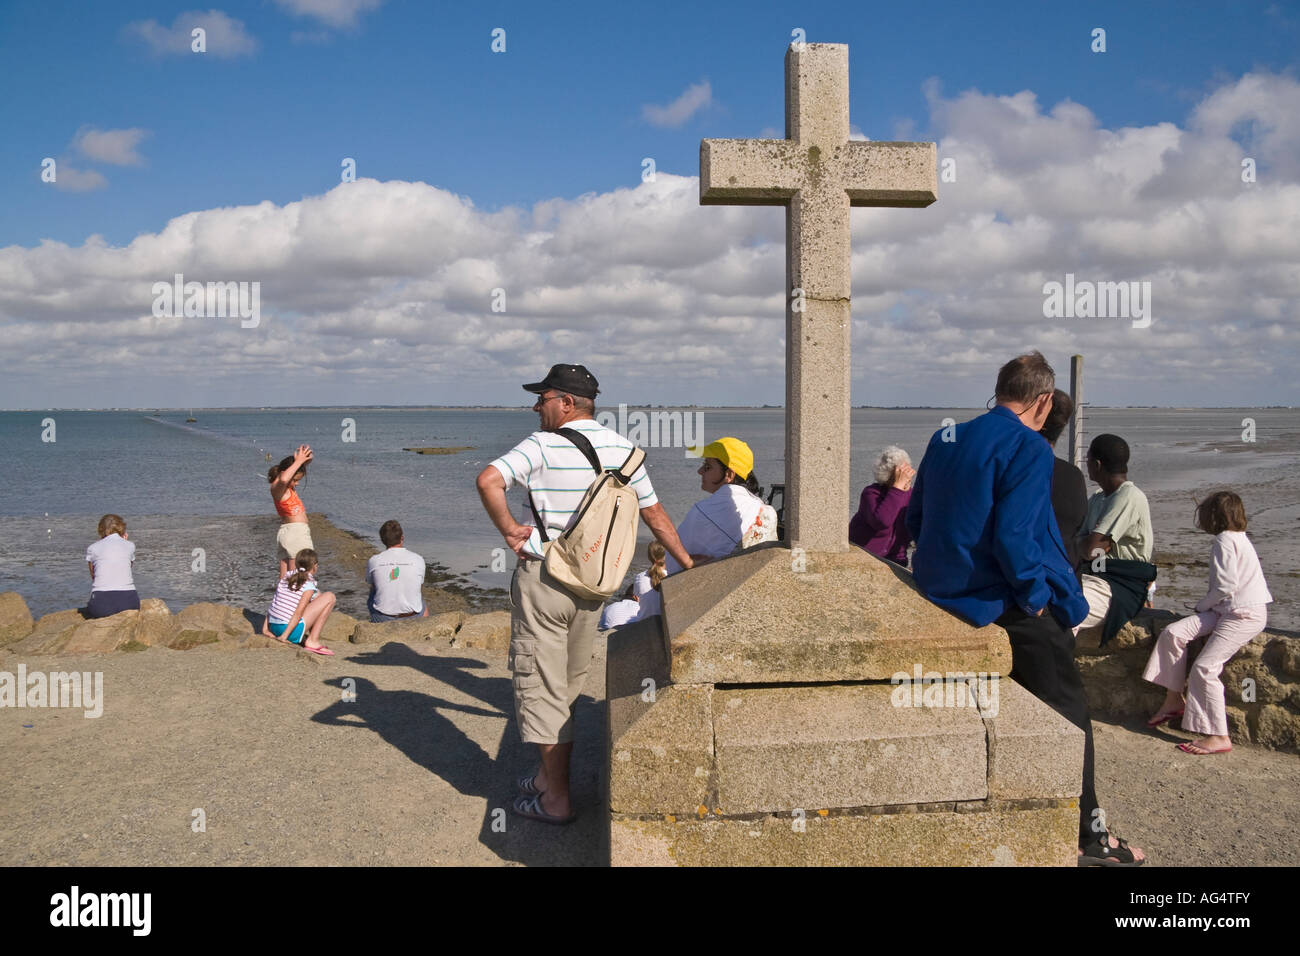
[1069, 355, 1084, 470]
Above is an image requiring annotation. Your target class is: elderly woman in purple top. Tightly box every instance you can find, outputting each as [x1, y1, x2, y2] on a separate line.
[849, 446, 915, 566]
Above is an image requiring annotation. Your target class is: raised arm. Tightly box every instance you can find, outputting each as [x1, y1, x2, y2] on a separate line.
[271, 444, 312, 496]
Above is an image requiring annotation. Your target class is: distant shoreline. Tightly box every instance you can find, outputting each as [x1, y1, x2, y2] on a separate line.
[4, 405, 1295, 412]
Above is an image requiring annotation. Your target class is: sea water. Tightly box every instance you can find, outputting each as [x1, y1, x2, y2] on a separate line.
[1, 407, 1295, 625]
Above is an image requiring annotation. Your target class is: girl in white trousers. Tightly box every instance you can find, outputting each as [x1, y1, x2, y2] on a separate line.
[1143, 491, 1272, 755]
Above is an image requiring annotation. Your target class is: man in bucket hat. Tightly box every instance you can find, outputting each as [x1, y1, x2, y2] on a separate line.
[476, 363, 693, 824]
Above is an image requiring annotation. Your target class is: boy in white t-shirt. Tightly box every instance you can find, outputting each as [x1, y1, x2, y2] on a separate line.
[85, 513, 140, 618]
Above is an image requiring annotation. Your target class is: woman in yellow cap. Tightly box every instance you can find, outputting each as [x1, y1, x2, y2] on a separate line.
[631, 437, 775, 621]
[673, 437, 769, 568]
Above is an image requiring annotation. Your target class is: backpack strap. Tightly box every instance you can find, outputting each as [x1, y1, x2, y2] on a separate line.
[615, 446, 646, 484]
[556, 427, 603, 475]
[528, 492, 549, 544]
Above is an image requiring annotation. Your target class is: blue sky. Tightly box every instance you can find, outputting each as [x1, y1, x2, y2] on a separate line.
[6, 0, 1295, 247]
[2, 0, 1299, 407]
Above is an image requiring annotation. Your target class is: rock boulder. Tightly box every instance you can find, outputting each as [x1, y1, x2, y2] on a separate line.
[451, 611, 511, 651]
[0, 592, 34, 644]
[350, 611, 465, 645]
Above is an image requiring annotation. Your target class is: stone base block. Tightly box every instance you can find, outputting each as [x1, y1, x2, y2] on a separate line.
[984, 681, 1085, 800]
[610, 800, 1079, 867]
[659, 546, 1012, 684]
[713, 684, 988, 811]
[610, 684, 714, 815]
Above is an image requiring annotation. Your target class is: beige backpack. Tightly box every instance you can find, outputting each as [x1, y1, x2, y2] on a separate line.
[529, 428, 647, 601]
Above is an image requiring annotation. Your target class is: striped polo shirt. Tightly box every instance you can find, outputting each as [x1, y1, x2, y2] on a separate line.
[490, 417, 658, 559]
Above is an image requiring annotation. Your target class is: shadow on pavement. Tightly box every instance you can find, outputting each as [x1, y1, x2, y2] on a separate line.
[313, 641, 605, 865]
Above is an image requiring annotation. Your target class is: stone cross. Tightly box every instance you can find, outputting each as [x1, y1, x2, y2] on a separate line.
[700, 43, 936, 552]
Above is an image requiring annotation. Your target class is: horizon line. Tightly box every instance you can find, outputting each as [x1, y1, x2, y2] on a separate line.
[2, 404, 1294, 412]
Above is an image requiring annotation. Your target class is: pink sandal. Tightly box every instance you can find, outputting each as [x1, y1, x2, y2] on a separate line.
[301, 643, 334, 656]
[1145, 707, 1184, 728]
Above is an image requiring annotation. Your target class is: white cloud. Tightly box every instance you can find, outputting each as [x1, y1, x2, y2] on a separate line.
[47, 165, 107, 192]
[3, 72, 1299, 407]
[273, 0, 384, 28]
[124, 10, 257, 58]
[73, 127, 150, 166]
[642, 80, 712, 128]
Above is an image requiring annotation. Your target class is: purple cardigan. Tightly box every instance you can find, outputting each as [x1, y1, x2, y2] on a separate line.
[849, 483, 912, 565]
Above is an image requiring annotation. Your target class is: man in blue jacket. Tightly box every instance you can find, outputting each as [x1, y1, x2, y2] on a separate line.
[906, 351, 1145, 867]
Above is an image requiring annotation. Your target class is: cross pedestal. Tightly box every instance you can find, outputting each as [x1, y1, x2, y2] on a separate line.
[605, 45, 1084, 866]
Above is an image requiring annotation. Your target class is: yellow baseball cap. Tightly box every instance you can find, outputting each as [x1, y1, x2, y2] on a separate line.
[696, 437, 754, 480]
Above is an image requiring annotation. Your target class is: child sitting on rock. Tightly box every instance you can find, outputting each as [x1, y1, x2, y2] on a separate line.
[1142, 491, 1272, 754]
[85, 514, 141, 618]
[262, 548, 336, 656]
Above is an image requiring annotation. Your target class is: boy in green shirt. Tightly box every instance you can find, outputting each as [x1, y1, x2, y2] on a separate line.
[1076, 434, 1155, 632]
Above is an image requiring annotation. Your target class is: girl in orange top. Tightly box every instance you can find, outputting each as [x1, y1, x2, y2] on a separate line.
[269, 444, 314, 578]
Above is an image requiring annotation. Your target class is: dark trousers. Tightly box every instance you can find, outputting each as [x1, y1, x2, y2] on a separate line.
[995, 606, 1098, 845]
[85, 589, 140, 618]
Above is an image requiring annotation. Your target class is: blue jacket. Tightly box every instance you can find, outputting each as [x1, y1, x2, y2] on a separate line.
[905, 406, 1089, 629]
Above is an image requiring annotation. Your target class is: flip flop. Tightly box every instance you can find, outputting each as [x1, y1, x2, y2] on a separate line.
[1177, 741, 1231, 755]
[1145, 708, 1184, 728]
[517, 773, 544, 796]
[511, 793, 575, 825]
[1078, 833, 1146, 867]
[301, 643, 335, 656]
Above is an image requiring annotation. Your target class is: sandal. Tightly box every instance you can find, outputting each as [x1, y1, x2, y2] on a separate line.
[1178, 741, 1231, 755]
[1078, 832, 1145, 867]
[301, 643, 335, 656]
[517, 773, 544, 796]
[511, 793, 575, 826]
[1145, 707, 1184, 728]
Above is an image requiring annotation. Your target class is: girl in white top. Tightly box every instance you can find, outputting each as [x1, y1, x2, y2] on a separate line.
[84, 513, 140, 618]
[1143, 491, 1272, 754]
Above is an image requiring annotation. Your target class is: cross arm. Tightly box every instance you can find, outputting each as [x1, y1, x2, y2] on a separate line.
[840, 141, 938, 208]
[700, 138, 803, 205]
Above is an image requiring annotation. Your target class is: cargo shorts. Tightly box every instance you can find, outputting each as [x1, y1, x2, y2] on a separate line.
[509, 557, 603, 745]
